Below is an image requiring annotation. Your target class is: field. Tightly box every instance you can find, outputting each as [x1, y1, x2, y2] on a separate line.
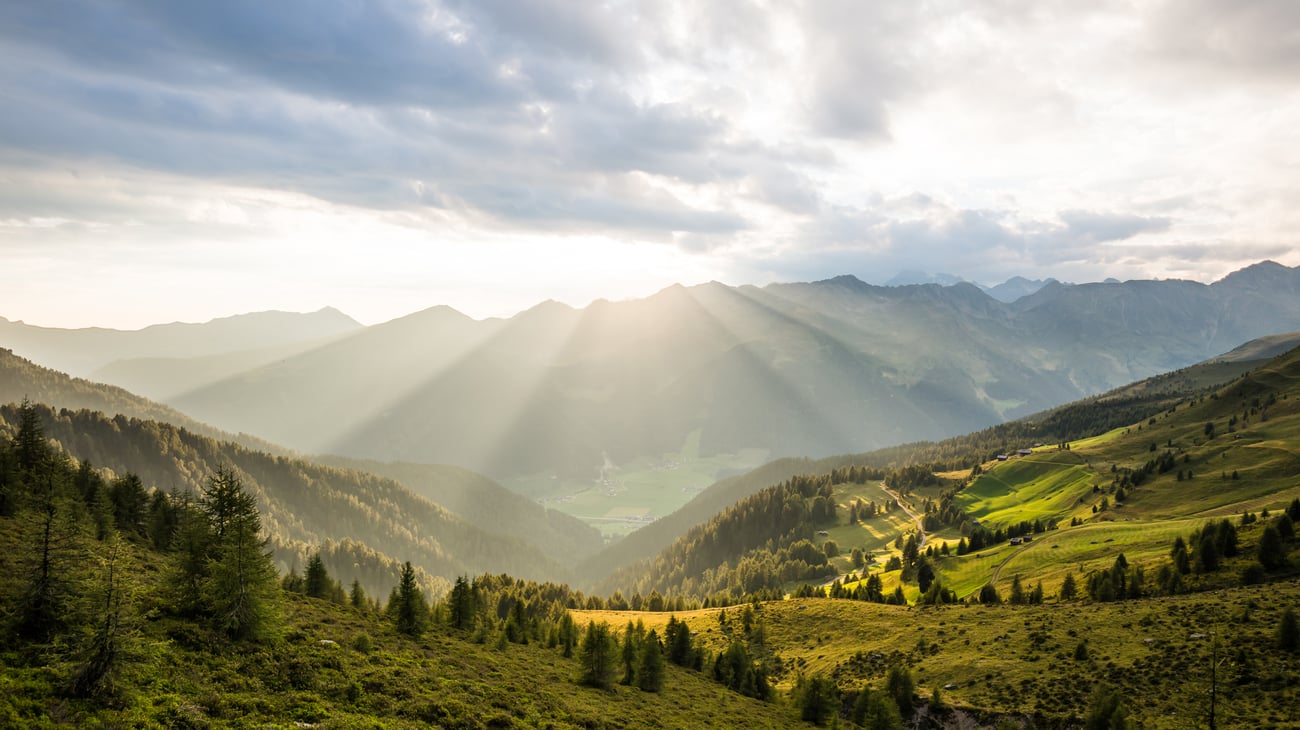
[507, 431, 770, 536]
[577, 577, 1300, 727]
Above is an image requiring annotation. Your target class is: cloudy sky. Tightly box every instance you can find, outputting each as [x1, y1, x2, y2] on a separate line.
[2, 1, 1298, 328]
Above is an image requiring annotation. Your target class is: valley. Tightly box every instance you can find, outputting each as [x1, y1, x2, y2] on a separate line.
[3, 268, 1300, 728]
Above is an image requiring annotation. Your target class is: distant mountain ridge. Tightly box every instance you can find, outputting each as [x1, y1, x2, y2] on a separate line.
[0, 307, 362, 379]
[7, 261, 1300, 488]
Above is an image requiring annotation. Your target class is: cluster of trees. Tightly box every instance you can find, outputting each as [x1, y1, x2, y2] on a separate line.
[0, 401, 283, 699]
[0, 403, 570, 597]
[795, 665, 915, 728]
[606, 473, 843, 599]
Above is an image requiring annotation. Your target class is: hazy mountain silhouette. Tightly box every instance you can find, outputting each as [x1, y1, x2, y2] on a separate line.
[0, 307, 362, 380]
[142, 261, 1300, 481]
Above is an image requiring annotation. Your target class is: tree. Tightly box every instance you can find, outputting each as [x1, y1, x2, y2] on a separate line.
[1279, 608, 1299, 653]
[449, 575, 477, 630]
[14, 449, 81, 644]
[579, 621, 617, 689]
[392, 561, 428, 638]
[851, 687, 904, 730]
[666, 616, 694, 666]
[620, 621, 639, 685]
[636, 629, 665, 692]
[978, 583, 1001, 604]
[1195, 533, 1220, 573]
[108, 473, 149, 540]
[1258, 525, 1287, 570]
[349, 579, 367, 610]
[1171, 536, 1191, 575]
[886, 665, 915, 717]
[202, 469, 280, 641]
[1060, 572, 1078, 601]
[71, 533, 139, 699]
[1084, 685, 1132, 729]
[304, 551, 331, 599]
[1008, 575, 1025, 605]
[796, 673, 839, 726]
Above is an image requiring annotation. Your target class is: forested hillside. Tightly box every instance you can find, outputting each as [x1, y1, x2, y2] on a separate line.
[0, 403, 570, 597]
[315, 456, 604, 565]
[0, 415, 801, 728]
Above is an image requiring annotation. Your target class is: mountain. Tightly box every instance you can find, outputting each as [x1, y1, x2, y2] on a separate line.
[882, 270, 966, 286]
[145, 262, 1300, 486]
[979, 275, 1055, 302]
[595, 335, 1300, 597]
[0, 349, 598, 586]
[314, 456, 604, 566]
[0, 307, 362, 379]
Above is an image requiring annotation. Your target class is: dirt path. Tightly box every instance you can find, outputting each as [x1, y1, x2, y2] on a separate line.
[880, 482, 926, 549]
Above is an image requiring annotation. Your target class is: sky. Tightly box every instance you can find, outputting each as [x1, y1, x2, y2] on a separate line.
[2, 1, 1298, 329]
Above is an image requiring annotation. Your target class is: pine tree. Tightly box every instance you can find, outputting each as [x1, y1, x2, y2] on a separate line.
[851, 687, 904, 730]
[636, 629, 665, 692]
[393, 561, 428, 638]
[1279, 608, 1299, 653]
[71, 533, 140, 699]
[1257, 525, 1287, 570]
[202, 469, 280, 642]
[1084, 685, 1132, 729]
[449, 575, 477, 630]
[304, 551, 330, 599]
[15, 450, 82, 643]
[886, 665, 914, 717]
[350, 579, 367, 610]
[579, 621, 617, 689]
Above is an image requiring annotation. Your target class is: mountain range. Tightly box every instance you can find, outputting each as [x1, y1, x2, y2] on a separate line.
[6, 262, 1300, 487]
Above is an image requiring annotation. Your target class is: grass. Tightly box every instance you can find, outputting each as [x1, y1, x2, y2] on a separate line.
[580, 575, 1300, 728]
[0, 585, 799, 729]
[508, 432, 770, 536]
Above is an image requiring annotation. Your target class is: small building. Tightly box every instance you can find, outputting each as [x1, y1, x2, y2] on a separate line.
[996, 454, 1009, 461]
[1009, 537, 1023, 545]
[817, 530, 829, 536]
[1017, 448, 1033, 456]
[1022, 535, 1033, 543]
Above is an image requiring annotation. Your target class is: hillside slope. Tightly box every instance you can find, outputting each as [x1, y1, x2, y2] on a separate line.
[598, 341, 1300, 600]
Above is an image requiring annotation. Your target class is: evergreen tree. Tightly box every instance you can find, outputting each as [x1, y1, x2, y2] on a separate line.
[978, 583, 1001, 604]
[167, 491, 211, 616]
[70, 533, 139, 699]
[1060, 572, 1077, 601]
[886, 665, 915, 717]
[108, 473, 148, 540]
[304, 551, 331, 599]
[449, 575, 477, 630]
[851, 687, 904, 730]
[1257, 525, 1287, 570]
[392, 561, 428, 638]
[620, 621, 638, 685]
[202, 469, 280, 641]
[636, 629, 665, 692]
[1279, 608, 1299, 653]
[15, 450, 81, 643]
[1008, 575, 1025, 605]
[350, 579, 367, 610]
[1084, 685, 1132, 729]
[579, 621, 617, 689]
[796, 673, 839, 726]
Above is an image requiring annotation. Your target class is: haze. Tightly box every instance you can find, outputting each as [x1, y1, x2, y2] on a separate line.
[2, 1, 1299, 329]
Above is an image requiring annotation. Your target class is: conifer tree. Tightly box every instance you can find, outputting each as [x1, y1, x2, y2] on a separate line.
[350, 579, 367, 610]
[393, 561, 428, 638]
[202, 468, 280, 641]
[71, 533, 139, 699]
[1279, 608, 1298, 653]
[636, 629, 665, 692]
[304, 551, 330, 599]
[579, 621, 617, 689]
